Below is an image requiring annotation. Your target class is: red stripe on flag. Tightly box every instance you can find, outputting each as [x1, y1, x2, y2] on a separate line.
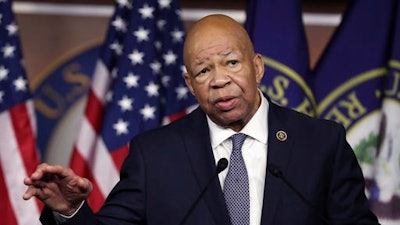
[168, 109, 189, 123]
[9, 103, 44, 210]
[0, 164, 18, 225]
[110, 145, 129, 171]
[85, 89, 104, 133]
[9, 103, 40, 174]
[69, 148, 105, 212]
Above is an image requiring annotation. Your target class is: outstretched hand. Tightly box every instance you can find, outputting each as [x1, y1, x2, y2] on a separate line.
[23, 163, 92, 216]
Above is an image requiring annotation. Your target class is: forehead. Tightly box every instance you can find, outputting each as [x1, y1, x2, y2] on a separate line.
[189, 31, 245, 61]
[184, 15, 252, 67]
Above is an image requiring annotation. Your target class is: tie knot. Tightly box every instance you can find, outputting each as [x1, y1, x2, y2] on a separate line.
[231, 133, 247, 151]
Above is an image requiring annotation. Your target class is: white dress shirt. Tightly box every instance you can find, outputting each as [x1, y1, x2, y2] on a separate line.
[207, 92, 269, 225]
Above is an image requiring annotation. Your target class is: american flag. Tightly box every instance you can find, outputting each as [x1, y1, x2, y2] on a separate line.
[0, 0, 42, 224]
[70, 0, 197, 211]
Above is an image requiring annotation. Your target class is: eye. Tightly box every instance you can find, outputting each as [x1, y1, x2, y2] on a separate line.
[196, 68, 209, 76]
[228, 60, 238, 66]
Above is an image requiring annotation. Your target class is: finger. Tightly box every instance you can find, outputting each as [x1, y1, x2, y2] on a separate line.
[29, 163, 50, 180]
[42, 164, 73, 180]
[22, 186, 41, 200]
[77, 177, 93, 194]
[30, 164, 66, 182]
[31, 179, 52, 188]
[23, 177, 33, 185]
[22, 188, 33, 200]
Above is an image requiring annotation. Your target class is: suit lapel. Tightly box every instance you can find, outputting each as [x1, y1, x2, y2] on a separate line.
[181, 108, 231, 225]
[182, 102, 297, 225]
[261, 102, 296, 225]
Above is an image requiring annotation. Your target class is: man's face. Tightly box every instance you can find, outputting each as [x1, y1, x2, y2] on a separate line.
[184, 28, 263, 131]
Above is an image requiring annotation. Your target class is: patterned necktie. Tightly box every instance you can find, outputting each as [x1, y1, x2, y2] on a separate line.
[224, 133, 249, 225]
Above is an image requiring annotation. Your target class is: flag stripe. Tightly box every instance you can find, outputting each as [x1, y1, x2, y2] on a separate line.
[91, 138, 120, 194]
[91, 60, 111, 104]
[0, 165, 18, 225]
[9, 101, 40, 174]
[110, 145, 129, 171]
[69, 149, 105, 211]
[0, 1, 42, 224]
[85, 89, 105, 133]
[74, 116, 120, 194]
[0, 109, 41, 225]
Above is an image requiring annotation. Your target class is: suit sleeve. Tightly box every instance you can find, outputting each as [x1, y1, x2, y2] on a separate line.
[94, 138, 147, 224]
[327, 124, 379, 224]
[39, 138, 147, 225]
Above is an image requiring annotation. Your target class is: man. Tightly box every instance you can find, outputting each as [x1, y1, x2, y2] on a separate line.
[23, 14, 379, 225]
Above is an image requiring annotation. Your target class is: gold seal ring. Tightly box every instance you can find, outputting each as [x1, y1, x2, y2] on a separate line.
[276, 130, 287, 141]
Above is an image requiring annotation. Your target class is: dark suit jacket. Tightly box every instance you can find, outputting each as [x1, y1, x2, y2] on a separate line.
[41, 101, 379, 225]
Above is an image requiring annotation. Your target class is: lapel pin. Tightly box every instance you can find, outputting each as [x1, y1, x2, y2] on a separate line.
[276, 130, 287, 141]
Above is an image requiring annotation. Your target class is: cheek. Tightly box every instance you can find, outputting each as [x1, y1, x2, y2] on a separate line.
[192, 84, 210, 102]
[236, 74, 258, 92]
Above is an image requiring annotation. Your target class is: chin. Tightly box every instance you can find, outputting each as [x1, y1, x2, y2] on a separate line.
[219, 115, 246, 129]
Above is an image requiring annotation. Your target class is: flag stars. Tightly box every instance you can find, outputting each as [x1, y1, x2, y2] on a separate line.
[155, 41, 162, 51]
[163, 50, 177, 65]
[128, 49, 144, 65]
[158, 0, 171, 9]
[116, 0, 132, 9]
[123, 73, 139, 88]
[134, 27, 150, 42]
[161, 75, 170, 87]
[145, 81, 159, 97]
[111, 68, 119, 80]
[0, 91, 3, 103]
[176, 85, 189, 100]
[110, 41, 123, 55]
[13, 76, 27, 91]
[112, 16, 127, 32]
[118, 95, 133, 111]
[139, 4, 154, 19]
[140, 104, 156, 120]
[171, 28, 184, 43]
[113, 119, 129, 135]
[2, 43, 15, 58]
[6, 22, 18, 36]
[157, 19, 166, 31]
[150, 61, 162, 74]
[0, 66, 9, 81]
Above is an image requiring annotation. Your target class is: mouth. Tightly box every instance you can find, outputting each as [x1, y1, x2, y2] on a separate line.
[214, 96, 237, 111]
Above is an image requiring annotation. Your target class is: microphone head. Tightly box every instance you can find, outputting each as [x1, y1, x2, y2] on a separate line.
[267, 164, 283, 178]
[216, 158, 228, 173]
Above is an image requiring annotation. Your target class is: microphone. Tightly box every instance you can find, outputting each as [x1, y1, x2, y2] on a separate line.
[267, 164, 330, 225]
[178, 158, 228, 225]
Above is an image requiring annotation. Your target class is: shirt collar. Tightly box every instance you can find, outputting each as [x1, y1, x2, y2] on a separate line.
[207, 90, 269, 148]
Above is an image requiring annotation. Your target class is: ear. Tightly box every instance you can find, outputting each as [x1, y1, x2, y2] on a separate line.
[184, 72, 195, 96]
[253, 53, 265, 84]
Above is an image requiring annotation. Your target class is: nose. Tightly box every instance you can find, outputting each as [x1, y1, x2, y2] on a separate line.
[210, 66, 231, 89]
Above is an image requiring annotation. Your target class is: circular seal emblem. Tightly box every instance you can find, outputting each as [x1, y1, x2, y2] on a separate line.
[276, 130, 288, 142]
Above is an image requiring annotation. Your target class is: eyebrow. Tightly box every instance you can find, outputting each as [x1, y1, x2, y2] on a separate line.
[220, 51, 232, 57]
[193, 58, 208, 67]
[193, 50, 237, 67]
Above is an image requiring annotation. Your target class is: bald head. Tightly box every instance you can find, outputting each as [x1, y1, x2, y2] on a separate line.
[182, 14, 264, 131]
[183, 14, 255, 70]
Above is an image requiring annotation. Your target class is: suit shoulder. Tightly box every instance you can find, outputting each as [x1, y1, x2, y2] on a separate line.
[272, 102, 344, 132]
[131, 107, 203, 141]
